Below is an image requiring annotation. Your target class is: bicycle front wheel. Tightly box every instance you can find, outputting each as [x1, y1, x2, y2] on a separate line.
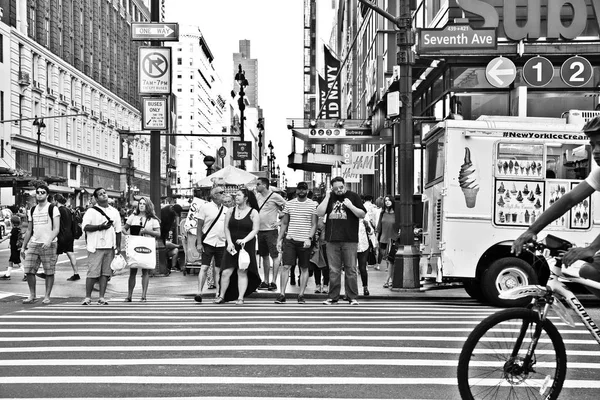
[457, 308, 567, 400]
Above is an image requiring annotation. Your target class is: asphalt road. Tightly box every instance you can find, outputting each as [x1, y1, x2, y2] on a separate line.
[0, 298, 599, 399]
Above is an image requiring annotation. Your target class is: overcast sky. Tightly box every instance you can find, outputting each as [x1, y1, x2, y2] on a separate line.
[164, 0, 335, 185]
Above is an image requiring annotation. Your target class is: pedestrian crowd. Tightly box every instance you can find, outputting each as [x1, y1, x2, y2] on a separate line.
[0, 176, 399, 306]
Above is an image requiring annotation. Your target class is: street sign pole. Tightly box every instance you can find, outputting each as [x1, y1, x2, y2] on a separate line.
[150, 0, 161, 213]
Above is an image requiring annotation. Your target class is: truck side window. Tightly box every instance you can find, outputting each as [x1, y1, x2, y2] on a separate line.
[548, 144, 590, 180]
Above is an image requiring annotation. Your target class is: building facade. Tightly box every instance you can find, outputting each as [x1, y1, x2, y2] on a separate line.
[0, 0, 156, 207]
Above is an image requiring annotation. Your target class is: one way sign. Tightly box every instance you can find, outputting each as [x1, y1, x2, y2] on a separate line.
[132, 22, 179, 41]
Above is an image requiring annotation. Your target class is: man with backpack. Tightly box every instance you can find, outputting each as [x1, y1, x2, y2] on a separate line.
[21, 184, 61, 304]
[54, 194, 80, 281]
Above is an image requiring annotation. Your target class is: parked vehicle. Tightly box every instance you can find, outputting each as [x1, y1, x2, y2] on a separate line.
[420, 113, 600, 307]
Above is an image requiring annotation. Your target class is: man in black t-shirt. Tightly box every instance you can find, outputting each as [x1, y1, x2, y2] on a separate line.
[316, 176, 366, 305]
[160, 204, 183, 270]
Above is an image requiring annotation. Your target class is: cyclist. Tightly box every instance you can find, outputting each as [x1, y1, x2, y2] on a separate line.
[512, 116, 600, 297]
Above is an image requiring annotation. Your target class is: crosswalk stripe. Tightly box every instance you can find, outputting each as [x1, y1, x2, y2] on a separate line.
[0, 376, 599, 389]
[1, 345, 599, 357]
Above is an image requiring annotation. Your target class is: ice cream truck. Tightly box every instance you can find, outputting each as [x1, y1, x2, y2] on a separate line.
[420, 113, 600, 307]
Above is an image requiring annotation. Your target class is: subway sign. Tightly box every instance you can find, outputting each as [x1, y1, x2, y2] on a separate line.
[456, 0, 600, 41]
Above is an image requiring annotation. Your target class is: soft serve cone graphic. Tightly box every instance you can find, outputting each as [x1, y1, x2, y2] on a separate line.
[459, 147, 480, 208]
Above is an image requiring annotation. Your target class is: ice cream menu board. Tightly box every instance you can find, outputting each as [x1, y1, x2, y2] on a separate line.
[494, 179, 544, 227]
[543, 181, 590, 230]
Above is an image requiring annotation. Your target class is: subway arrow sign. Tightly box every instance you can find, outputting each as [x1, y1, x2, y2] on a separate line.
[132, 23, 179, 41]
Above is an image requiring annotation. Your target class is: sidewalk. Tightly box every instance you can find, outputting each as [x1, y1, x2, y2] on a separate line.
[0, 263, 472, 302]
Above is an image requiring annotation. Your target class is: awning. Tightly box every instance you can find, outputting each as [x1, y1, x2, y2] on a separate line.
[48, 184, 74, 194]
[287, 152, 345, 174]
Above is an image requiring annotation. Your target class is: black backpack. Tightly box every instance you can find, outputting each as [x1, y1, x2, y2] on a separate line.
[70, 209, 83, 239]
[30, 204, 56, 235]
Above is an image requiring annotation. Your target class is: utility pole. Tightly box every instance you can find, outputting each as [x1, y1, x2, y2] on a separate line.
[357, 0, 419, 288]
[149, 0, 161, 210]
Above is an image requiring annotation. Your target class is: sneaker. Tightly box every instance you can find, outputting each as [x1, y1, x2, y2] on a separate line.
[363, 287, 370, 296]
[274, 294, 286, 304]
[207, 284, 216, 290]
[258, 282, 270, 290]
[67, 274, 80, 281]
[322, 299, 337, 305]
[0, 275, 10, 280]
[322, 285, 328, 294]
[194, 295, 202, 303]
[297, 295, 306, 304]
[268, 282, 277, 291]
[314, 285, 322, 294]
[36, 273, 47, 279]
[349, 299, 359, 306]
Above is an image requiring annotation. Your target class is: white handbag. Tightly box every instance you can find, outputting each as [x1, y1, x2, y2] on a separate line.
[238, 244, 250, 271]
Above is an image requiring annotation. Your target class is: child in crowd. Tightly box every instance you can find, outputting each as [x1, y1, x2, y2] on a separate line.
[0, 216, 25, 281]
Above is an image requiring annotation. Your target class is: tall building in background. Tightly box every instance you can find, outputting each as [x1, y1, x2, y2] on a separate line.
[232, 39, 262, 173]
[0, 0, 152, 207]
[167, 25, 227, 194]
[233, 40, 258, 107]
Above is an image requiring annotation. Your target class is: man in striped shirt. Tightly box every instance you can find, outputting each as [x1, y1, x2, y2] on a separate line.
[275, 182, 317, 304]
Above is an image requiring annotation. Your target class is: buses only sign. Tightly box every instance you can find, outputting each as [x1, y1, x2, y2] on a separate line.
[142, 97, 168, 130]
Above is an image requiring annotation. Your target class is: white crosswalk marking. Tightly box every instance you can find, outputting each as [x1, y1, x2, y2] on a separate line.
[0, 300, 599, 399]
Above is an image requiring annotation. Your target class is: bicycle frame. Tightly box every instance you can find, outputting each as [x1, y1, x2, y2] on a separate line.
[501, 263, 600, 346]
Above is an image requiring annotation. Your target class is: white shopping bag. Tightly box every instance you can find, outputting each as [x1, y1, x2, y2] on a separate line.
[126, 235, 156, 270]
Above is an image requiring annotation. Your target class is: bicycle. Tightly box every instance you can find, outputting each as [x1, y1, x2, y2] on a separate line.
[457, 234, 600, 400]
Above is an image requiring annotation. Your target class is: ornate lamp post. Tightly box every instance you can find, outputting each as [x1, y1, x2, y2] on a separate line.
[233, 64, 249, 170]
[188, 169, 193, 196]
[257, 118, 264, 171]
[32, 117, 46, 179]
[127, 145, 134, 203]
[204, 155, 216, 176]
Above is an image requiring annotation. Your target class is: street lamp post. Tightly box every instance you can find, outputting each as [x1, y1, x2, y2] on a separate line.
[234, 64, 249, 170]
[257, 118, 264, 171]
[267, 140, 275, 183]
[204, 155, 216, 176]
[188, 169, 193, 196]
[32, 117, 46, 179]
[127, 145, 134, 204]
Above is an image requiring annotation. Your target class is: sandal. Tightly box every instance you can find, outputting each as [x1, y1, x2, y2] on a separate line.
[124, 298, 132, 302]
[383, 282, 390, 288]
[213, 296, 225, 304]
[22, 298, 37, 304]
[235, 299, 244, 305]
[97, 299, 109, 305]
[140, 297, 147, 302]
[81, 299, 91, 305]
[42, 298, 51, 304]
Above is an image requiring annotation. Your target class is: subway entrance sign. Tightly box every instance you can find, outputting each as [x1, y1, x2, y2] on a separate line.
[417, 24, 497, 53]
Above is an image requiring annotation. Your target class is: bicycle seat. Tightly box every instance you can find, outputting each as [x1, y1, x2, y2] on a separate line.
[544, 234, 572, 251]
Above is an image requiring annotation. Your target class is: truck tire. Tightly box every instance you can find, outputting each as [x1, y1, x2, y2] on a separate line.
[462, 279, 485, 301]
[482, 257, 538, 307]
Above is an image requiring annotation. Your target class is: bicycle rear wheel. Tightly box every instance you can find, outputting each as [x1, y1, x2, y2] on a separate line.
[457, 308, 567, 400]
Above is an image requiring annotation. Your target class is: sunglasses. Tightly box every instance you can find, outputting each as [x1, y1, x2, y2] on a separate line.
[36, 190, 47, 195]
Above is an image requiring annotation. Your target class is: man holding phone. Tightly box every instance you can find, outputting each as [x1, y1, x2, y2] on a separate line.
[80, 187, 122, 306]
[317, 176, 366, 305]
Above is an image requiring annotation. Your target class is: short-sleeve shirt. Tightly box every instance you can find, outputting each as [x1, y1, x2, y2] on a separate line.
[125, 214, 161, 244]
[283, 198, 317, 241]
[82, 205, 122, 252]
[256, 191, 286, 231]
[324, 190, 366, 243]
[585, 167, 600, 190]
[29, 203, 60, 244]
[195, 202, 228, 247]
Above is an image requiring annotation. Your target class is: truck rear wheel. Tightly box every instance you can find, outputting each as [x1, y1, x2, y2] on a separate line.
[462, 279, 485, 301]
[482, 257, 538, 307]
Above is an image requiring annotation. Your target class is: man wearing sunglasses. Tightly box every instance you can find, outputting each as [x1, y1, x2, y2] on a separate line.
[20, 184, 61, 304]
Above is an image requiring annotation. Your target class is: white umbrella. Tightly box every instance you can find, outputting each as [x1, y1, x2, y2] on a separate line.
[195, 165, 259, 187]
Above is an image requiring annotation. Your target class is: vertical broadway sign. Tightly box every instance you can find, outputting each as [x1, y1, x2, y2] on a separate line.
[323, 46, 341, 119]
[318, 73, 327, 118]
